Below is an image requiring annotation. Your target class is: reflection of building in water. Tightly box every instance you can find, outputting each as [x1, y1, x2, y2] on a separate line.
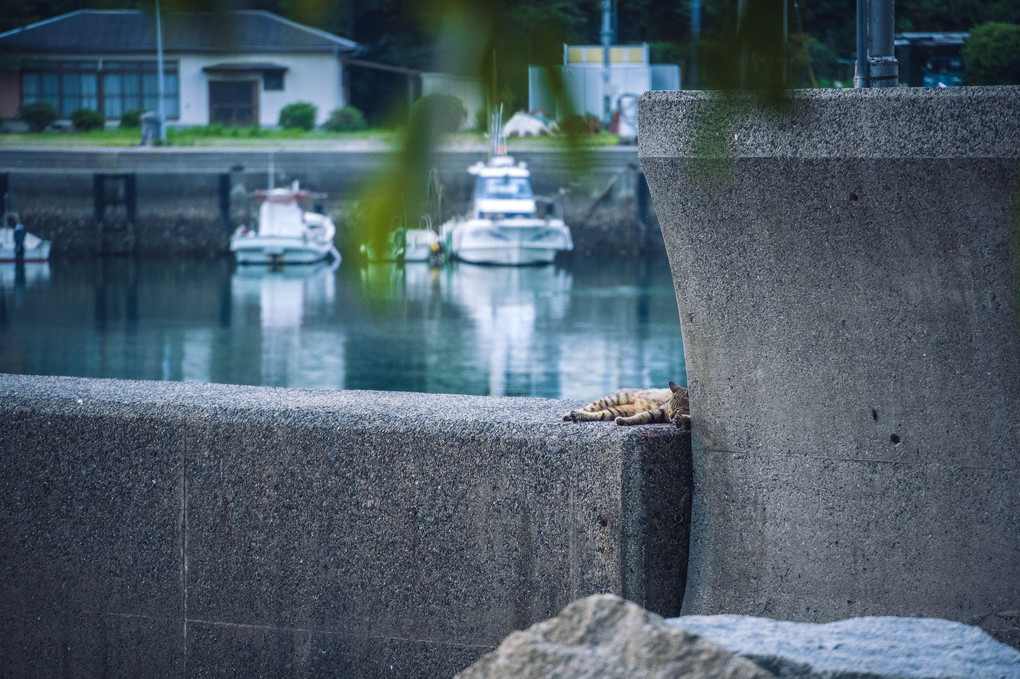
[442, 265, 573, 397]
[230, 261, 343, 388]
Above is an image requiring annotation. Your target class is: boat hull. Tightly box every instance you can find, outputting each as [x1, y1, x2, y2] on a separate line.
[0, 228, 51, 263]
[443, 218, 572, 266]
[231, 235, 336, 265]
[403, 229, 441, 262]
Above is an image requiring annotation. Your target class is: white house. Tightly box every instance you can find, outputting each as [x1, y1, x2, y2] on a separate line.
[0, 10, 359, 127]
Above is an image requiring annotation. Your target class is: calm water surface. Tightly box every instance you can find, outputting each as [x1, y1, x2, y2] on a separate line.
[0, 256, 686, 400]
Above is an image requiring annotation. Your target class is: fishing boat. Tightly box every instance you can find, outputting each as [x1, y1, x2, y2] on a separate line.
[362, 215, 441, 264]
[1, 207, 50, 263]
[440, 114, 573, 266]
[404, 215, 443, 264]
[230, 181, 339, 265]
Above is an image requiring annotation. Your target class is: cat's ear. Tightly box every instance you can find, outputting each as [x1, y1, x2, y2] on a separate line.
[669, 381, 681, 392]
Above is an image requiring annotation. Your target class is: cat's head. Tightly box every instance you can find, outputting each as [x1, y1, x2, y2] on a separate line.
[667, 381, 691, 429]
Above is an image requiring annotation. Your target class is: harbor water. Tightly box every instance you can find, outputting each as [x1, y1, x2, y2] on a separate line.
[0, 255, 686, 400]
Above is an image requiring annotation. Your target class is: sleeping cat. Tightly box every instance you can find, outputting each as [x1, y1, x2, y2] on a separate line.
[563, 381, 690, 428]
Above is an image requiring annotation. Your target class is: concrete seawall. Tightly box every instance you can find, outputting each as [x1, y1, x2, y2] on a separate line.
[0, 373, 691, 677]
[0, 146, 660, 257]
[639, 86, 1020, 646]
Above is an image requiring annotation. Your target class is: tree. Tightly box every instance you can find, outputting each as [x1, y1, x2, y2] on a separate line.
[962, 22, 1020, 85]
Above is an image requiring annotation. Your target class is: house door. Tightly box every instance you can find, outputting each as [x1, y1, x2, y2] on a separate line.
[209, 81, 258, 127]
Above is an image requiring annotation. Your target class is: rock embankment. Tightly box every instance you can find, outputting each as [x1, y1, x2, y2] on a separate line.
[457, 594, 1020, 679]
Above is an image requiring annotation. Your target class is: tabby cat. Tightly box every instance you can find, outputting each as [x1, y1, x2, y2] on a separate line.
[563, 381, 690, 428]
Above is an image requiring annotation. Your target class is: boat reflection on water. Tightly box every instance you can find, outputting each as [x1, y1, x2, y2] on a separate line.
[1, 262, 51, 291]
[230, 259, 343, 388]
[442, 264, 572, 396]
[2, 256, 685, 399]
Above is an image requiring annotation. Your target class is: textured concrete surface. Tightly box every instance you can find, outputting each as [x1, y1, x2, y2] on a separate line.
[669, 614, 1020, 678]
[639, 87, 1020, 647]
[0, 373, 691, 677]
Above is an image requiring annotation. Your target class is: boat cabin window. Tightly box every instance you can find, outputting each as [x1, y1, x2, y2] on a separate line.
[476, 176, 534, 201]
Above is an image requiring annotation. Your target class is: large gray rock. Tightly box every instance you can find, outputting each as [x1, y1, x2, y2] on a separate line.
[667, 614, 1020, 679]
[455, 594, 775, 678]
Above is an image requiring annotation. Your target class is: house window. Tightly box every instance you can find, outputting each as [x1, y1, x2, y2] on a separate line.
[101, 61, 179, 119]
[21, 60, 179, 120]
[263, 70, 284, 91]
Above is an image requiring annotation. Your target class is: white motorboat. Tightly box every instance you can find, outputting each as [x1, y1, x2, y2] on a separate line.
[231, 181, 339, 265]
[1, 209, 51, 263]
[441, 116, 572, 266]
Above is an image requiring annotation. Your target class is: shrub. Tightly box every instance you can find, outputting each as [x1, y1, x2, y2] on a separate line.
[278, 101, 318, 130]
[409, 93, 467, 135]
[70, 108, 104, 132]
[120, 109, 142, 128]
[962, 22, 1020, 85]
[18, 101, 58, 132]
[559, 113, 601, 136]
[324, 106, 368, 132]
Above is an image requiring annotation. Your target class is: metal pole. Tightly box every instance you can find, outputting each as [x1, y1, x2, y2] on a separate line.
[737, 0, 748, 88]
[690, 0, 701, 88]
[600, 0, 614, 125]
[155, 0, 167, 141]
[782, 0, 788, 86]
[854, 0, 868, 87]
[867, 0, 898, 87]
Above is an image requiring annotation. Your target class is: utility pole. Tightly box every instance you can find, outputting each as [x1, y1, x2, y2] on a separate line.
[855, 0, 898, 88]
[600, 0, 615, 125]
[155, 0, 167, 140]
[690, 0, 700, 88]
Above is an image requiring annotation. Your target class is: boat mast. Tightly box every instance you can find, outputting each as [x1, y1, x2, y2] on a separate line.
[490, 104, 505, 159]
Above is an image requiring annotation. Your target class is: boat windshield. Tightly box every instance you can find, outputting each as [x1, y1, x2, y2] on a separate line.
[475, 176, 534, 201]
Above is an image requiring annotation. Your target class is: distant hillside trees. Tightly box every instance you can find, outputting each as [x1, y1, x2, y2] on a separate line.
[963, 22, 1020, 85]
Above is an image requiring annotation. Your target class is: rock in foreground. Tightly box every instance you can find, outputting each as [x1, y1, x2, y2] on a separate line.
[455, 594, 775, 678]
[667, 614, 1020, 679]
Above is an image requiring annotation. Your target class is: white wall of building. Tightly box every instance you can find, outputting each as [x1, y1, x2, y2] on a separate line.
[177, 52, 343, 127]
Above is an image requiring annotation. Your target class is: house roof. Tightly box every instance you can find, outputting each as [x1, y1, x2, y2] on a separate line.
[0, 10, 358, 55]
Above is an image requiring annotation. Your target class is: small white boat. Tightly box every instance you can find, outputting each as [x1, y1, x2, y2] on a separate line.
[403, 215, 442, 263]
[1, 210, 50, 263]
[231, 181, 339, 265]
[440, 114, 573, 266]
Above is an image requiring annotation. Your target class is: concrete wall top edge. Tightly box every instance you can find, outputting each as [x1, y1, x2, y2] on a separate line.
[0, 373, 678, 445]
[637, 86, 1020, 160]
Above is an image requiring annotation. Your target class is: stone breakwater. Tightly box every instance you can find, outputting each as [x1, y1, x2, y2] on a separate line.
[0, 373, 690, 677]
[0, 146, 661, 257]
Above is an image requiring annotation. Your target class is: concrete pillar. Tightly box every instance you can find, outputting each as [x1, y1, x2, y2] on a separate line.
[638, 86, 1020, 647]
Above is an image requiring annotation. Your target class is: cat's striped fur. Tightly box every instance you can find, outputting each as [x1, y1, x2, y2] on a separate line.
[563, 381, 690, 428]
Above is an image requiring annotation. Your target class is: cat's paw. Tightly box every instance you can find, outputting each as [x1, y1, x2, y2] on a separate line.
[673, 414, 692, 429]
[563, 411, 579, 422]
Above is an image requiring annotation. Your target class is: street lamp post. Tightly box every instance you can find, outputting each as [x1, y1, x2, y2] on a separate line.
[155, 0, 167, 141]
